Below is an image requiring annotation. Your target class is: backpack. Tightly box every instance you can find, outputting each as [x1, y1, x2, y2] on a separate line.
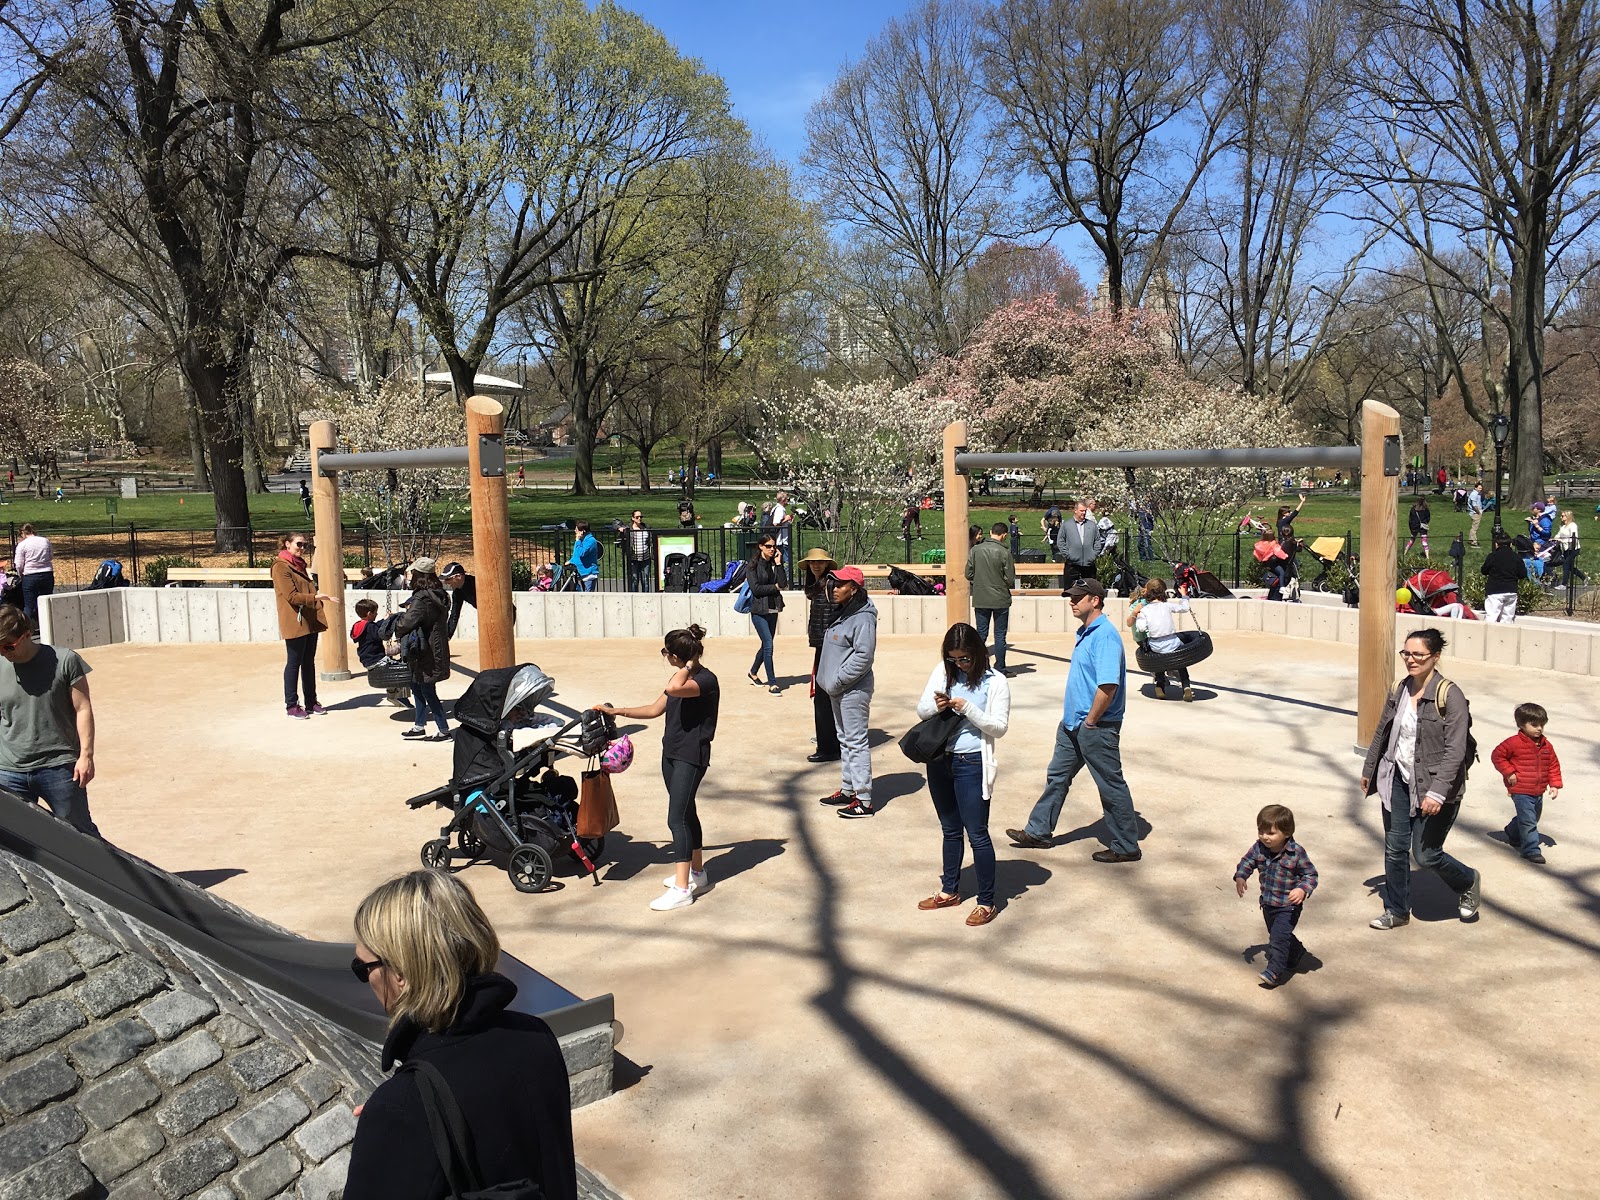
[87, 560, 128, 590]
[662, 553, 690, 592]
[888, 566, 935, 596]
[1434, 676, 1479, 766]
[685, 551, 714, 590]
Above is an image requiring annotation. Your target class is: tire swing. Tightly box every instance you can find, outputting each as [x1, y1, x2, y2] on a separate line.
[1134, 610, 1214, 675]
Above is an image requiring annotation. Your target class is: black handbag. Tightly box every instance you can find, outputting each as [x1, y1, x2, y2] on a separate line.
[898, 708, 963, 764]
[402, 1060, 544, 1199]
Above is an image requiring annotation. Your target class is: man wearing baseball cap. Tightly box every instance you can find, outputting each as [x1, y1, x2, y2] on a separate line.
[815, 566, 878, 818]
[439, 561, 477, 639]
[1006, 578, 1143, 862]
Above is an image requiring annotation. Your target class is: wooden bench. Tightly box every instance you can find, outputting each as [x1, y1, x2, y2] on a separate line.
[855, 563, 1068, 590]
[165, 567, 370, 585]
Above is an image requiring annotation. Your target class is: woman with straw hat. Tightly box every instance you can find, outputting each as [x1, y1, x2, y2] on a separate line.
[800, 547, 841, 764]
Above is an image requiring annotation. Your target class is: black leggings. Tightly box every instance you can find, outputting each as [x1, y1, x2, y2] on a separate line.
[663, 756, 706, 862]
[284, 632, 319, 708]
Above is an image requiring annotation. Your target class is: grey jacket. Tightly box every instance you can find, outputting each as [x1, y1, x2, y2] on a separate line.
[816, 594, 877, 695]
[1360, 673, 1472, 809]
[1054, 518, 1099, 567]
[966, 538, 1013, 610]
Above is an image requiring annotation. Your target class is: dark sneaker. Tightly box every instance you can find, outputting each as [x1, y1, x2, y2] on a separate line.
[1458, 868, 1482, 920]
[819, 790, 855, 806]
[1526, 853, 1547, 865]
[401, 727, 427, 739]
[837, 799, 877, 819]
[286, 705, 309, 720]
[806, 752, 841, 764]
[1091, 849, 1142, 863]
[1005, 828, 1053, 849]
[308, 704, 328, 716]
[1258, 970, 1283, 988]
[424, 730, 452, 742]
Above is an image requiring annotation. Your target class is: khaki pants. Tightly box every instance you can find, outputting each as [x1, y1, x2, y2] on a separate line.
[1469, 510, 1483, 545]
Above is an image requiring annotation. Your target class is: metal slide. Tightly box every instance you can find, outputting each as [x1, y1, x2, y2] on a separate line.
[0, 791, 613, 1043]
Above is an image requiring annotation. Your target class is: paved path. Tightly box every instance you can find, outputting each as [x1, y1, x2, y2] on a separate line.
[76, 631, 1599, 1200]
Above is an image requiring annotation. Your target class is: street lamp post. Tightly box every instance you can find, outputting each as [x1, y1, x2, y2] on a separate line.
[1489, 412, 1511, 538]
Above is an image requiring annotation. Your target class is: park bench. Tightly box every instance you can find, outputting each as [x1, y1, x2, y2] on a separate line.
[165, 567, 369, 586]
[856, 563, 1068, 590]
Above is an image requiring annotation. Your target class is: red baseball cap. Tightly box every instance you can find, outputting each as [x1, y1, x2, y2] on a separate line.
[828, 566, 865, 587]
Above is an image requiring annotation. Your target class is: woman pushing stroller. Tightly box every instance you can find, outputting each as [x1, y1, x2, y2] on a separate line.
[594, 624, 720, 912]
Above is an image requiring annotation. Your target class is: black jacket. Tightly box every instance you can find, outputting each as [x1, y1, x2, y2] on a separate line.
[804, 574, 838, 648]
[1409, 505, 1430, 535]
[343, 973, 576, 1200]
[746, 555, 786, 616]
[445, 575, 477, 639]
[1481, 547, 1526, 595]
[395, 584, 452, 684]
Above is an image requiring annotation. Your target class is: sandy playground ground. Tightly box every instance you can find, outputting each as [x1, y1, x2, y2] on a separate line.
[75, 626, 1600, 1200]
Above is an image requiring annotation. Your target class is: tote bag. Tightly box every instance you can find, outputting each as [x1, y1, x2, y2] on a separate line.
[897, 708, 963, 764]
[576, 770, 620, 839]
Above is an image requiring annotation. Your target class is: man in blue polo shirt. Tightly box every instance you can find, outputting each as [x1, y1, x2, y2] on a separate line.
[1006, 578, 1142, 861]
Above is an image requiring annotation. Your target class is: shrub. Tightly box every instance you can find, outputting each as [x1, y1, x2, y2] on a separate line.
[141, 555, 200, 587]
[510, 559, 533, 591]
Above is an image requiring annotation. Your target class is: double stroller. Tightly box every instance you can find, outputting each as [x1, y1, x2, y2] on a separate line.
[405, 664, 619, 893]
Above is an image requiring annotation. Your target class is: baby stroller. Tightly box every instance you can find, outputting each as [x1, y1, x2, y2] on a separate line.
[1305, 537, 1353, 593]
[1399, 567, 1478, 620]
[404, 664, 619, 893]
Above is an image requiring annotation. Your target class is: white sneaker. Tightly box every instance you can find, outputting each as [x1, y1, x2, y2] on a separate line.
[662, 870, 710, 896]
[650, 886, 694, 911]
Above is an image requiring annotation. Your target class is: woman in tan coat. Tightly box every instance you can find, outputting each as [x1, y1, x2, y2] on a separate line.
[271, 532, 334, 719]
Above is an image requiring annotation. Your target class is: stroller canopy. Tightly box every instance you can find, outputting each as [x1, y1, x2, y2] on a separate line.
[450, 665, 555, 789]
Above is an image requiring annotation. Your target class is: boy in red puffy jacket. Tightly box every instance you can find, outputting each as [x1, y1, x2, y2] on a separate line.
[1490, 703, 1563, 864]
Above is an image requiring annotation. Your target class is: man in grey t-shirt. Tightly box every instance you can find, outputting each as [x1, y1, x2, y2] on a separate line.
[0, 606, 101, 835]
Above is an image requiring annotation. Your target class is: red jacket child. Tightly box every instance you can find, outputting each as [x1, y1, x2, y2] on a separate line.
[1490, 728, 1563, 796]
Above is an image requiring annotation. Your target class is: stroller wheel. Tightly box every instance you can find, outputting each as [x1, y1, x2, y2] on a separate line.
[459, 824, 486, 858]
[421, 839, 451, 870]
[508, 843, 554, 894]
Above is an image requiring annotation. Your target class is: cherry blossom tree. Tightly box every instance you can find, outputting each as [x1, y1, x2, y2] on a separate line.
[757, 380, 956, 564]
[326, 382, 467, 568]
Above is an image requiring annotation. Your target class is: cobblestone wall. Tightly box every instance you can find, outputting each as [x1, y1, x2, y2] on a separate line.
[0, 849, 621, 1200]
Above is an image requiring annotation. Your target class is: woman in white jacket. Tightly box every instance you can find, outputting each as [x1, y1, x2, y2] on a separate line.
[915, 622, 1011, 926]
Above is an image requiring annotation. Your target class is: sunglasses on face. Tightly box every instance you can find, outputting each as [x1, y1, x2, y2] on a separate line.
[0, 639, 22, 654]
[350, 956, 384, 982]
[291, 542, 309, 550]
[947, 654, 973, 665]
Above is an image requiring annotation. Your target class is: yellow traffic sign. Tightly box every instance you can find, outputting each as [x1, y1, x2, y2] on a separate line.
[1463, 440, 1476, 457]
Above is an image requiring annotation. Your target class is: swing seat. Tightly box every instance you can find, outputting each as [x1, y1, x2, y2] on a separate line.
[1135, 629, 1214, 674]
[367, 660, 413, 689]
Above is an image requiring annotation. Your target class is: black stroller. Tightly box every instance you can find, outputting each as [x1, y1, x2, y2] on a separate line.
[405, 664, 614, 893]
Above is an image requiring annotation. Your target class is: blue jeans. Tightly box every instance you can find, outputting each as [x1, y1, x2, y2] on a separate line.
[928, 752, 994, 906]
[627, 559, 654, 592]
[0, 765, 101, 836]
[1137, 529, 1155, 560]
[1261, 904, 1305, 979]
[1382, 773, 1474, 916]
[20, 571, 53, 625]
[749, 611, 778, 684]
[1505, 793, 1544, 858]
[1025, 721, 1139, 854]
[412, 678, 450, 733]
[578, 574, 598, 592]
[974, 608, 1009, 670]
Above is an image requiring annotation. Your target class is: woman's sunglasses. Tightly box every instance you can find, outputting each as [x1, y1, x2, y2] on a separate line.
[350, 956, 384, 982]
[947, 654, 974, 665]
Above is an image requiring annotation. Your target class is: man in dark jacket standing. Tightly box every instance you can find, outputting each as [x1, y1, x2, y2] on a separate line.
[1054, 500, 1100, 593]
[966, 522, 1014, 673]
[440, 562, 477, 638]
[1481, 534, 1526, 623]
[816, 567, 878, 818]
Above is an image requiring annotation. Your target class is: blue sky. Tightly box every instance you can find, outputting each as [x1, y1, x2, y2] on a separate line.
[624, 0, 912, 164]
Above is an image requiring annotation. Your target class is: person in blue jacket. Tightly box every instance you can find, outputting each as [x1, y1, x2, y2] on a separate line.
[568, 520, 601, 592]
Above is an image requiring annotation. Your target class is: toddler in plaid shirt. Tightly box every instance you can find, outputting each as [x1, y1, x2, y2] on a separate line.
[1234, 804, 1318, 988]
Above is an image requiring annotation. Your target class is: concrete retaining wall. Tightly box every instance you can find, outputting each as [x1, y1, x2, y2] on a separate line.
[38, 589, 1600, 675]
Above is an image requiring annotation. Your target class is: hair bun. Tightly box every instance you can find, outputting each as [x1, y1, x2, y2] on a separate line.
[686, 623, 706, 640]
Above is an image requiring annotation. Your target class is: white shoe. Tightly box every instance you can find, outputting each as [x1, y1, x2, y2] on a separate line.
[662, 870, 710, 896]
[650, 886, 694, 911]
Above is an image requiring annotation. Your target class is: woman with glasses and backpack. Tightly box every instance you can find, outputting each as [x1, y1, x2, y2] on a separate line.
[271, 532, 334, 719]
[913, 623, 1011, 927]
[344, 869, 576, 1200]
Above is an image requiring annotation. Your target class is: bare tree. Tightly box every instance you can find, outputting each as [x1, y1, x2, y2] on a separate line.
[1344, 0, 1600, 504]
[804, 0, 1008, 370]
[981, 0, 1234, 314]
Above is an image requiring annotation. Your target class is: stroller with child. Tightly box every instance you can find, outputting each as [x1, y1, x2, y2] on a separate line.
[404, 664, 627, 893]
[1398, 567, 1478, 620]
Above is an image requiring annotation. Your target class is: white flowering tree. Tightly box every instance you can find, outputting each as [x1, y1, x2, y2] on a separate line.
[757, 380, 956, 564]
[326, 381, 467, 567]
